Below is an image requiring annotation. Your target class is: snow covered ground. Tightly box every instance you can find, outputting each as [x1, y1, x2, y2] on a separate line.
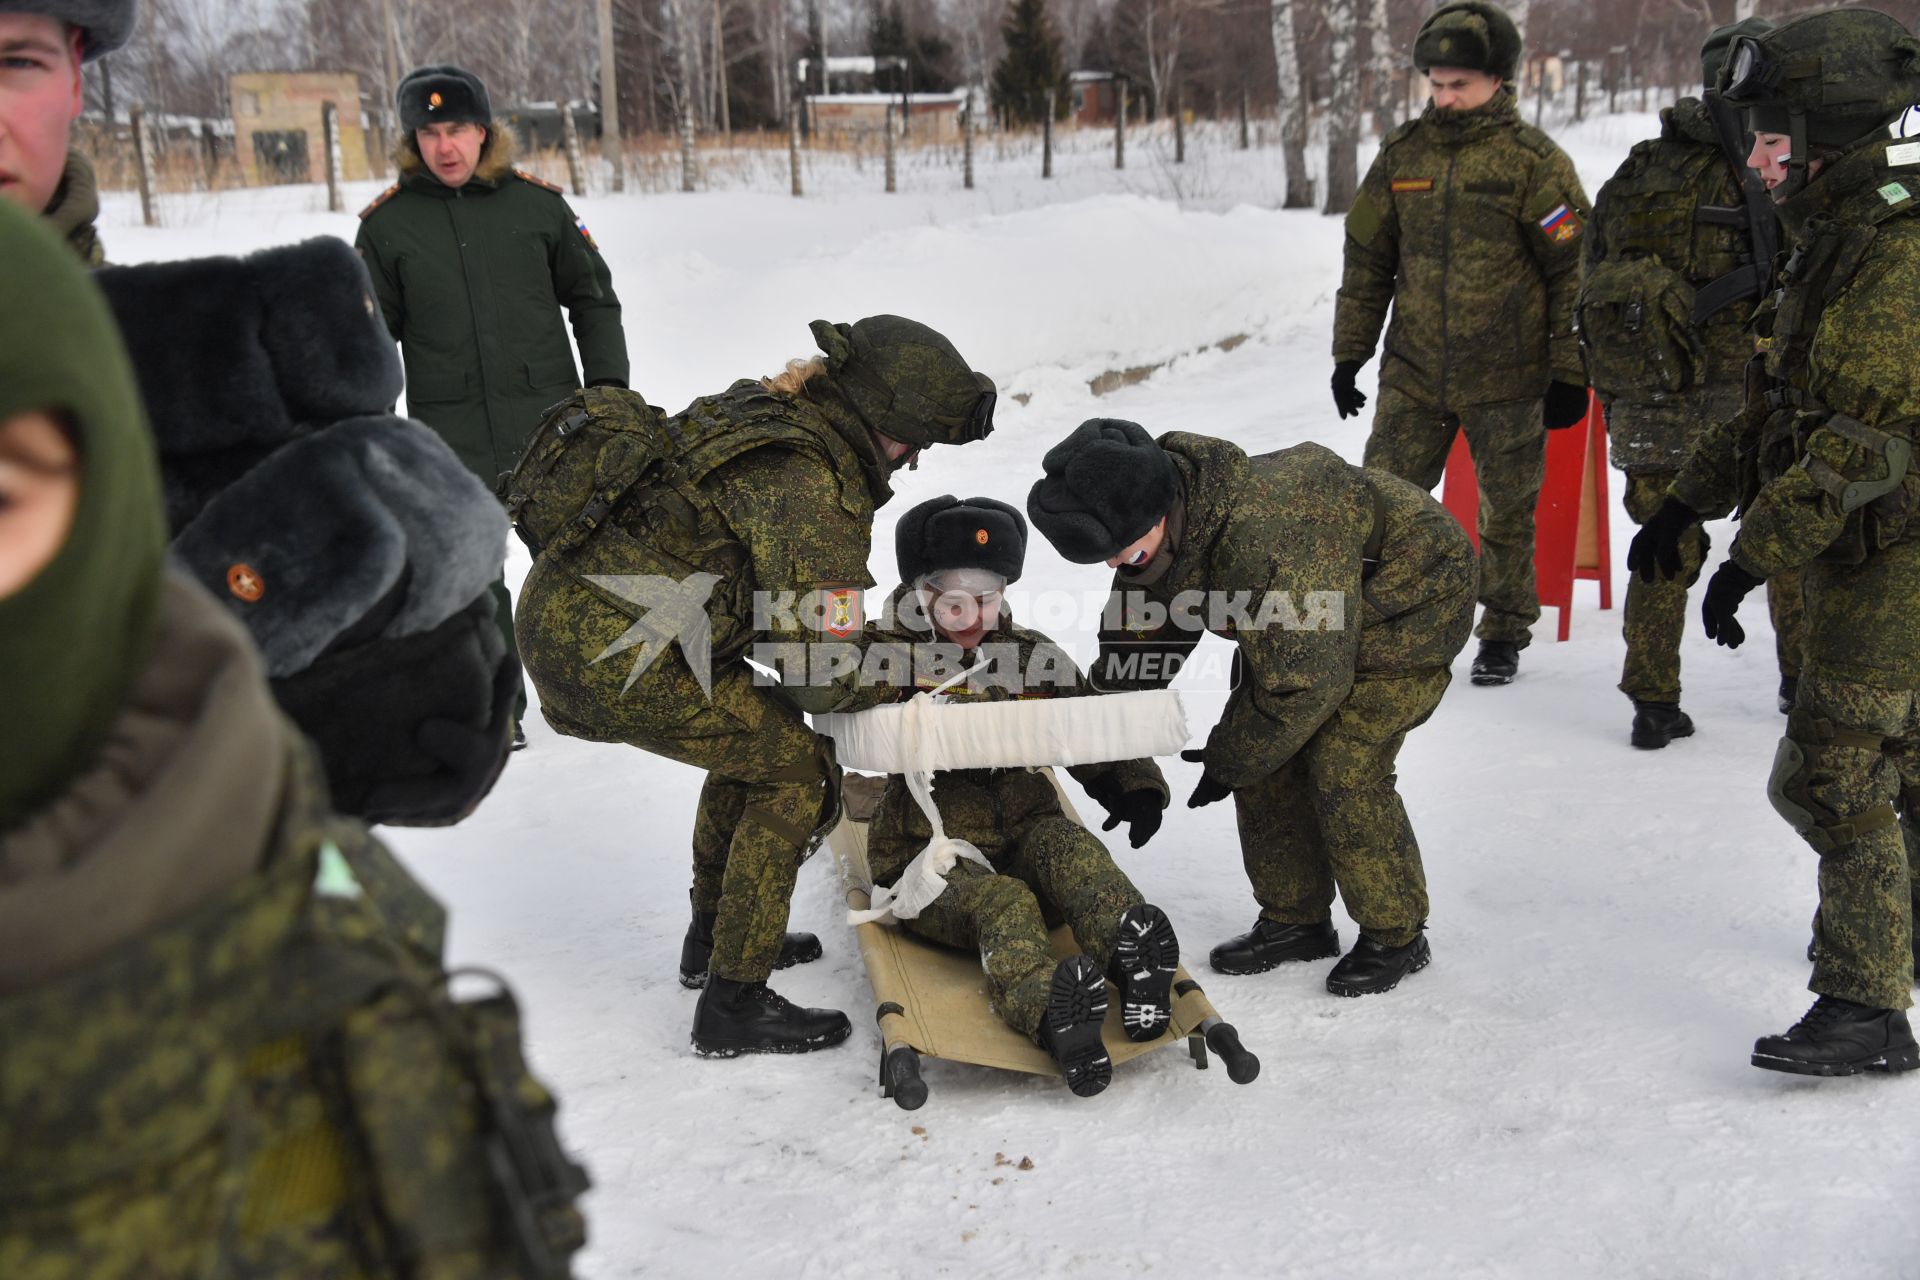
[105, 112, 1920, 1277]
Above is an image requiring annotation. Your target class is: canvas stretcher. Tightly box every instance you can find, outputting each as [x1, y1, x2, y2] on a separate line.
[829, 772, 1259, 1110]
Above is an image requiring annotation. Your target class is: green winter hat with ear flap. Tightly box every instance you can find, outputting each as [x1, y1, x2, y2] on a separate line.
[0, 198, 168, 834]
[808, 314, 998, 450]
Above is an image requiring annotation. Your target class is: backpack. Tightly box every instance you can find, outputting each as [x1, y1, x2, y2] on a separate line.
[1577, 256, 1705, 400]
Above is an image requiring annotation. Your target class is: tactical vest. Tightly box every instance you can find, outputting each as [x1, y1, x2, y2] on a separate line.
[0, 751, 589, 1279]
[1743, 178, 1920, 565]
[506, 381, 875, 661]
[1579, 131, 1763, 403]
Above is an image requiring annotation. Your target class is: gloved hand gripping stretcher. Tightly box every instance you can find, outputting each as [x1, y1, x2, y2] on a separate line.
[816, 686, 1259, 1108]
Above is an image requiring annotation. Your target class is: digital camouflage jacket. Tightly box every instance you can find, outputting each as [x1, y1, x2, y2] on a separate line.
[1094, 433, 1477, 790]
[1335, 91, 1589, 411]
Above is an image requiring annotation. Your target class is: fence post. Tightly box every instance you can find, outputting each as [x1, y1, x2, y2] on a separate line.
[789, 101, 804, 197]
[1042, 89, 1054, 179]
[1114, 79, 1126, 170]
[322, 100, 345, 212]
[679, 97, 697, 192]
[884, 102, 897, 193]
[560, 101, 588, 195]
[962, 103, 974, 189]
[1239, 86, 1250, 150]
[1574, 59, 1587, 122]
[130, 103, 157, 227]
[1173, 86, 1185, 163]
[200, 119, 219, 188]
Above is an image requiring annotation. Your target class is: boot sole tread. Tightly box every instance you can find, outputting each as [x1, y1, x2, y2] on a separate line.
[1114, 906, 1180, 1043]
[1047, 957, 1112, 1098]
[1750, 1044, 1920, 1076]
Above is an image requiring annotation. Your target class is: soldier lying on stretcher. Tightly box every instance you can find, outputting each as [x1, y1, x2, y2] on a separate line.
[861, 495, 1182, 1098]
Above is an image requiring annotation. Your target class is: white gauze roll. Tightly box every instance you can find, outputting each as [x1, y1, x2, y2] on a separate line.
[822, 689, 1188, 925]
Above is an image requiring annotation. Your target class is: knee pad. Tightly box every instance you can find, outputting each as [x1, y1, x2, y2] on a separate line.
[1768, 712, 1897, 854]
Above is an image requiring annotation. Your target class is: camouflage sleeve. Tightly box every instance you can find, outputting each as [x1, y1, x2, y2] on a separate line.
[1333, 150, 1401, 365]
[353, 223, 405, 341]
[723, 449, 884, 715]
[1092, 581, 1202, 693]
[551, 197, 630, 389]
[1205, 624, 1357, 790]
[1670, 395, 1764, 520]
[1728, 242, 1920, 576]
[1584, 158, 1630, 275]
[1521, 147, 1592, 386]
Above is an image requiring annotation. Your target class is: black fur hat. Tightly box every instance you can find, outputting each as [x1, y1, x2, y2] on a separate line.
[1026, 418, 1178, 565]
[398, 64, 492, 133]
[1413, 1, 1522, 83]
[1, 0, 136, 60]
[896, 495, 1027, 584]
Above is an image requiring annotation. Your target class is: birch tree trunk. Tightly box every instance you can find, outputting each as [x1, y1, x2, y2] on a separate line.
[1367, 0, 1397, 137]
[1324, 0, 1360, 213]
[1271, 0, 1311, 208]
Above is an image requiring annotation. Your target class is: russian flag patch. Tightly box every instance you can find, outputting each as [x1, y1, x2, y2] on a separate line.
[1538, 203, 1581, 243]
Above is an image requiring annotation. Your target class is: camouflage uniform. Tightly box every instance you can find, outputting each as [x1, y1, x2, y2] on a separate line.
[863, 588, 1168, 1041]
[1585, 97, 1770, 705]
[1671, 135, 1920, 1010]
[517, 328, 994, 986]
[1096, 433, 1477, 946]
[1336, 90, 1588, 647]
[42, 149, 104, 266]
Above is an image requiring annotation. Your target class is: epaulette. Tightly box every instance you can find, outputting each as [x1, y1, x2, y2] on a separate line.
[1511, 123, 1564, 161]
[1380, 119, 1420, 152]
[513, 168, 565, 195]
[358, 184, 400, 220]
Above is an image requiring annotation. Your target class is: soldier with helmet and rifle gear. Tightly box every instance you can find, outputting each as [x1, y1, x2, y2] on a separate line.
[1583, 16, 1807, 750]
[1631, 6, 1920, 1078]
[508, 315, 997, 1058]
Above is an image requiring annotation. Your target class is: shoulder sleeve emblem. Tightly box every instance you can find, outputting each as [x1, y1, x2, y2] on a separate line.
[1345, 190, 1383, 246]
[574, 215, 600, 252]
[357, 184, 400, 220]
[1538, 203, 1583, 244]
[513, 168, 565, 194]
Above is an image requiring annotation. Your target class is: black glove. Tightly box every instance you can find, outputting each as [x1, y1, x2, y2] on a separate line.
[1626, 497, 1702, 584]
[1332, 361, 1368, 419]
[1181, 748, 1233, 809]
[1543, 380, 1591, 430]
[1087, 777, 1167, 849]
[272, 591, 519, 827]
[1702, 560, 1764, 649]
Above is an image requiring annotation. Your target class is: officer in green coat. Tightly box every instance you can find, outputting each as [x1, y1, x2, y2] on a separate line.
[356, 64, 630, 741]
[1028, 420, 1477, 998]
[1632, 7, 1920, 1076]
[0, 198, 587, 1280]
[513, 315, 996, 1057]
[1333, 0, 1590, 687]
[862, 495, 1176, 1097]
[1584, 17, 1800, 749]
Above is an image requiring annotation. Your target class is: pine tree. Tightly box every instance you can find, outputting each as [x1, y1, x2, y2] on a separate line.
[991, 0, 1070, 124]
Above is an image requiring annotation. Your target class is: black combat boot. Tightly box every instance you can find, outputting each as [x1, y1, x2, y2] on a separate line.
[1326, 932, 1431, 997]
[1751, 995, 1920, 1076]
[690, 976, 852, 1057]
[1111, 903, 1180, 1043]
[1778, 675, 1799, 715]
[1209, 918, 1340, 976]
[1039, 955, 1112, 1097]
[1630, 701, 1695, 750]
[679, 909, 824, 989]
[1470, 640, 1520, 686]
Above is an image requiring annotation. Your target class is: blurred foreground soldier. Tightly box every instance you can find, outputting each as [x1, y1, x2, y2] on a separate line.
[1632, 8, 1920, 1076]
[1583, 17, 1794, 749]
[93, 241, 520, 827]
[356, 63, 630, 747]
[1028, 421, 1476, 997]
[0, 200, 588, 1280]
[0, 0, 131, 261]
[1333, 0, 1589, 687]
[863, 496, 1175, 1097]
[508, 316, 996, 1056]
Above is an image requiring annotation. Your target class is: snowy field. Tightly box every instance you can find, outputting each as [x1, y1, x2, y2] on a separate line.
[105, 112, 1919, 1278]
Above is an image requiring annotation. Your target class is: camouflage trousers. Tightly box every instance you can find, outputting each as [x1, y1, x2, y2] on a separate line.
[1233, 668, 1451, 948]
[1776, 672, 1920, 1010]
[1770, 565, 1806, 682]
[518, 559, 832, 984]
[895, 817, 1143, 1042]
[1618, 470, 1710, 705]
[1364, 397, 1545, 647]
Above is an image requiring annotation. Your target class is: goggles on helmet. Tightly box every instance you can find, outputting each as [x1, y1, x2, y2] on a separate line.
[1722, 36, 1778, 102]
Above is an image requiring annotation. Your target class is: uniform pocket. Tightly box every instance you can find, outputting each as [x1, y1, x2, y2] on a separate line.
[525, 354, 577, 392]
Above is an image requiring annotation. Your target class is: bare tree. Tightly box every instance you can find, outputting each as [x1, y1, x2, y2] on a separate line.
[1271, 0, 1310, 207]
[1325, 0, 1360, 212]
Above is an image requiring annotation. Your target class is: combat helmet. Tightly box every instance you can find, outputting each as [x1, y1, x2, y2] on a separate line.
[1413, 1, 1522, 83]
[808, 315, 997, 451]
[1719, 7, 1920, 198]
[1701, 16, 1772, 93]
[0, 0, 138, 60]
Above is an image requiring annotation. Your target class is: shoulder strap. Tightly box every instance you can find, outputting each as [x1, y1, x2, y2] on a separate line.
[358, 184, 400, 220]
[512, 168, 564, 195]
